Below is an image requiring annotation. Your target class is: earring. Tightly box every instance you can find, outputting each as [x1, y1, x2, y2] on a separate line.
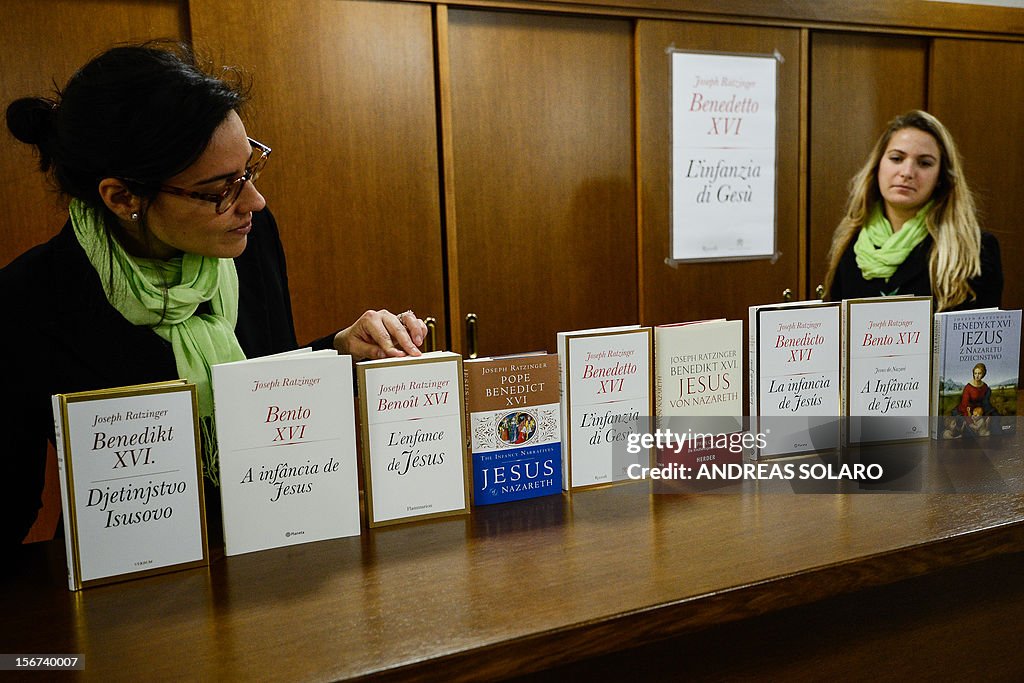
[130, 212, 139, 221]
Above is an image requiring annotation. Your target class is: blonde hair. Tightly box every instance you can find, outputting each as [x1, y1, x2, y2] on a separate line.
[823, 110, 981, 311]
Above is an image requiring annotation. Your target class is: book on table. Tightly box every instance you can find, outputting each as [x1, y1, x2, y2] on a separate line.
[51, 380, 208, 590]
[654, 319, 743, 470]
[464, 352, 562, 505]
[357, 351, 470, 526]
[931, 307, 1021, 440]
[212, 348, 361, 555]
[841, 296, 932, 445]
[748, 300, 841, 458]
[556, 325, 653, 490]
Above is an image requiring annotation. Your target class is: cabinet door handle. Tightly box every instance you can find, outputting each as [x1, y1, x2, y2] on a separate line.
[466, 313, 478, 359]
[424, 317, 437, 352]
[782, 288, 793, 302]
[815, 284, 825, 299]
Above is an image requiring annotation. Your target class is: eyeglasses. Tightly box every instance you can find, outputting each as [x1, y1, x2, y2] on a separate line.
[157, 138, 271, 214]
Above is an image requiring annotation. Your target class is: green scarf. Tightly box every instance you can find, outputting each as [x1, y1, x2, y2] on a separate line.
[853, 201, 932, 282]
[70, 200, 246, 485]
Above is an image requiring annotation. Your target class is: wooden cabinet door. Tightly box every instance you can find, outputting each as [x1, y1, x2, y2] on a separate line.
[190, 0, 447, 348]
[807, 32, 927, 294]
[636, 20, 802, 325]
[443, 9, 636, 356]
[930, 37, 1024, 316]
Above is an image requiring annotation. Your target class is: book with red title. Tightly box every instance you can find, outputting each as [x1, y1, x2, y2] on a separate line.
[357, 351, 469, 526]
[557, 325, 653, 490]
[212, 348, 361, 555]
[842, 296, 932, 445]
[748, 300, 841, 458]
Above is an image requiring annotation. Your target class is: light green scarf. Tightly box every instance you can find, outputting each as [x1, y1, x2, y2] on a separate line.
[853, 201, 932, 281]
[70, 200, 246, 485]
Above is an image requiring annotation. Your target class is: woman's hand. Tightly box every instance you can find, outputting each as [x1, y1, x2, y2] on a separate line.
[333, 309, 427, 361]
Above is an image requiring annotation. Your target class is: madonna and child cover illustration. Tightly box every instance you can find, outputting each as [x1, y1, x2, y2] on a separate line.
[932, 309, 1021, 439]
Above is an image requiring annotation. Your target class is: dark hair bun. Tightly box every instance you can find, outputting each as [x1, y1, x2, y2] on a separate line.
[6, 97, 57, 145]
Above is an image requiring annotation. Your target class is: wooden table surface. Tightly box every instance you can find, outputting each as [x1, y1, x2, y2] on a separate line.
[3, 436, 1024, 681]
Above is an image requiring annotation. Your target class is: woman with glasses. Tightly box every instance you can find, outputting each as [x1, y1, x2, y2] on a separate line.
[1, 42, 427, 545]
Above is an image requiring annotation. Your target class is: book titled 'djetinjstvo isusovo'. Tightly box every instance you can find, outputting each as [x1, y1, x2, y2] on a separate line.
[358, 351, 470, 526]
[654, 319, 743, 468]
[557, 325, 653, 490]
[212, 348, 361, 555]
[464, 353, 562, 505]
[932, 308, 1021, 439]
[748, 300, 841, 458]
[842, 296, 932, 445]
[51, 381, 208, 590]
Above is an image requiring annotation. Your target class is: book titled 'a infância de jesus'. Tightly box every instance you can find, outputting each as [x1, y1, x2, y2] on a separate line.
[51, 381, 208, 590]
[212, 349, 361, 555]
[464, 353, 562, 505]
[842, 296, 932, 445]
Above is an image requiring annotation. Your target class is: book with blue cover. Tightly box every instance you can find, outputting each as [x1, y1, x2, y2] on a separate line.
[464, 353, 562, 505]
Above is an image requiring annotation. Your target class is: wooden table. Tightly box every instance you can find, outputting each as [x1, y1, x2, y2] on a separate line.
[4, 436, 1024, 681]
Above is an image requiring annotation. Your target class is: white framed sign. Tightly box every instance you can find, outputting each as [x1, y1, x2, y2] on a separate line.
[671, 50, 778, 261]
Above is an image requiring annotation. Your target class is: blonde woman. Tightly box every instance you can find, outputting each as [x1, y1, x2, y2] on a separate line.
[824, 110, 1002, 310]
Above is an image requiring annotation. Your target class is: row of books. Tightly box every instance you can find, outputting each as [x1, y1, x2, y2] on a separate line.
[50, 296, 1020, 589]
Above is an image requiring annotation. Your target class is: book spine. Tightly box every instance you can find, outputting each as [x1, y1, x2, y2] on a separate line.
[840, 301, 849, 445]
[556, 334, 570, 490]
[930, 315, 946, 439]
[51, 395, 78, 591]
[747, 308, 758, 459]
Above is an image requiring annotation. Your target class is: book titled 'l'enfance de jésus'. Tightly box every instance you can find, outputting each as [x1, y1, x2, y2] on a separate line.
[932, 308, 1021, 439]
[212, 349, 361, 556]
[842, 296, 933, 445]
[51, 381, 208, 591]
[557, 325, 653, 490]
[464, 353, 562, 505]
[357, 351, 470, 526]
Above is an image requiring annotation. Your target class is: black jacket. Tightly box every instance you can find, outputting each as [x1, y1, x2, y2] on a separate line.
[0, 209, 332, 544]
[828, 232, 1003, 310]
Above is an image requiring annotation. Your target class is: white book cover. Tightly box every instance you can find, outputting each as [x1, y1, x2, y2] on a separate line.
[212, 350, 361, 555]
[51, 382, 207, 590]
[749, 301, 841, 458]
[654, 319, 743, 468]
[557, 325, 652, 489]
[843, 296, 932, 444]
[655, 319, 742, 429]
[357, 351, 469, 526]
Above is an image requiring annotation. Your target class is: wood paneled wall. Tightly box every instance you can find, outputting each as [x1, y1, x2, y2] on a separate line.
[444, 9, 636, 355]
[189, 0, 447, 348]
[637, 20, 802, 326]
[807, 32, 928, 289]
[930, 38, 1024, 317]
